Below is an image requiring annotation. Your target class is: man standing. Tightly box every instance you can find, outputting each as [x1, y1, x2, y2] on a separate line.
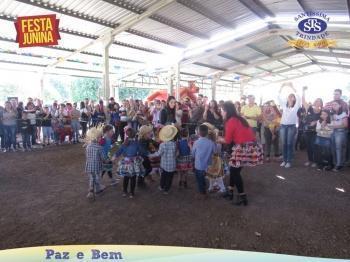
[324, 89, 348, 113]
[189, 96, 204, 135]
[241, 95, 262, 134]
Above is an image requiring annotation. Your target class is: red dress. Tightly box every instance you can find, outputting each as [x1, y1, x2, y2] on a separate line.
[225, 117, 263, 168]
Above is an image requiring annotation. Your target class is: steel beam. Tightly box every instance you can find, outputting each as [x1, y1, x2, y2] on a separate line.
[238, 0, 275, 19]
[102, 0, 209, 39]
[0, 15, 162, 54]
[48, 0, 176, 68]
[13, 0, 181, 48]
[296, 0, 309, 13]
[0, 36, 143, 64]
[347, 0, 350, 23]
[221, 50, 300, 77]
[194, 62, 227, 71]
[176, 0, 234, 28]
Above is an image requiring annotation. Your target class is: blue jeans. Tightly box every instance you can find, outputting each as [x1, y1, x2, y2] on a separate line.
[42, 126, 53, 140]
[0, 124, 4, 149]
[21, 131, 31, 149]
[314, 136, 332, 167]
[71, 120, 80, 142]
[194, 169, 206, 194]
[331, 129, 347, 167]
[3, 125, 17, 149]
[280, 124, 297, 163]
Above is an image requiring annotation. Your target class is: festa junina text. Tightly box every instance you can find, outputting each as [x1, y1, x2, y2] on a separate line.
[15, 14, 60, 48]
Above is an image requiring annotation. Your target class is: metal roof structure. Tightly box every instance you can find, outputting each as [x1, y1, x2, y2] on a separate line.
[1, 0, 350, 93]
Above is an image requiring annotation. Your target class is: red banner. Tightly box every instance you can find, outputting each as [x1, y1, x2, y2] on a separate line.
[14, 14, 61, 48]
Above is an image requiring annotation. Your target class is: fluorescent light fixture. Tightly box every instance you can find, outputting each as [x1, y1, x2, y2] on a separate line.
[183, 20, 267, 59]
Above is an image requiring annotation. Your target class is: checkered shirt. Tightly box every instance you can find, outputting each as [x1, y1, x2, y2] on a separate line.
[85, 142, 106, 174]
[153, 141, 177, 172]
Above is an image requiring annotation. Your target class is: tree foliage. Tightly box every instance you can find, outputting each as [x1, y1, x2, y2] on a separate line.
[0, 83, 19, 103]
[118, 87, 152, 101]
[71, 78, 101, 102]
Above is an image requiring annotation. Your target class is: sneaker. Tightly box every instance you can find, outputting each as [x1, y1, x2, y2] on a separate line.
[280, 162, 286, 167]
[285, 163, 291, 168]
[110, 179, 118, 186]
[129, 194, 134, 199]
[304, 162, 310, 167]
[332, 166, 343, 172]
[122, 192, 127, 197]
[158, 186, 164, 191]
[86, 192, 94, 199]
[311, 163, 317, 168]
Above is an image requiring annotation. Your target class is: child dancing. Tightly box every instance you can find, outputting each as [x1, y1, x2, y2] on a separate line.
[99, 124, 118, 185]
[112, 128, 145, 198]
[84, 126, 106, 199]
[150, 125, 178, 195]
[176, 128, 193, 188]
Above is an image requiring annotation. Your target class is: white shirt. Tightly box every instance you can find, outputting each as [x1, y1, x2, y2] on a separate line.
[278, 94, 301, 125]
[332, 112, 347, 129]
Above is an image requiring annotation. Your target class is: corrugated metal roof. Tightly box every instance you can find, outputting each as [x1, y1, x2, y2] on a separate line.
[131, 18, 195, 45]
[279, 54, 310, 66]
[197, 55, 239, 68]
[259, 0, 303, 15]
[259, 60, 288, 71]
[1, 0, 350, 82]
[223, 46, 265, 62]
[195, 0, 260, 27]
[250, 35, 290, 55]
[155, 1, 224, 37]
[44, 0, 135, 24]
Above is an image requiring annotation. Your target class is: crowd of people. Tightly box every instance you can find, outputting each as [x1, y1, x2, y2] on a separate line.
[1, 83, 349, 205]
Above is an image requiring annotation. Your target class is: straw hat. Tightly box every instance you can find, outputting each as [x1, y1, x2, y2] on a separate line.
[159, 125, 178, 142]
[202, 122, 218, 140]
[85, 125, 103, 144]
[138, 125, 153, 139]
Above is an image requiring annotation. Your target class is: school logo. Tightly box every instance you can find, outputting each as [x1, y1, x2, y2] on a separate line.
[14, 14, 61, 48]
[289, 12, 336, 48]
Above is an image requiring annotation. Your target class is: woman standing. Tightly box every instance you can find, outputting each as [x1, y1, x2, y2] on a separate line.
[160, 96, 177, 126]
[2, 101, 17, 152]
[278, 83, 301, 168]
[330, 101, 348, 171]
[217, 101, 263, 206]
[301, 86, 322, 167]
[80, 101, 89, 139]
[262, 101, 281, 161]
[203, 100, 223, 129]
[175, 102, 183, 127]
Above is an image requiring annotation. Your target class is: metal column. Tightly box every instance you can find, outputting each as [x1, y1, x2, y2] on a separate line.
[211, 75, 219, 100]
[175, 63, 180, 100]
[102, 35, 113, 101]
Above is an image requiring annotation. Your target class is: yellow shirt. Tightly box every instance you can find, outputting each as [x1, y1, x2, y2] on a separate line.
[241, 105, 261, 128]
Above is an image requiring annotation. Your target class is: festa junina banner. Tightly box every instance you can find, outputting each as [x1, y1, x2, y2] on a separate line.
[14, 14, 61, 48]
[0, 245, 347, 262]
